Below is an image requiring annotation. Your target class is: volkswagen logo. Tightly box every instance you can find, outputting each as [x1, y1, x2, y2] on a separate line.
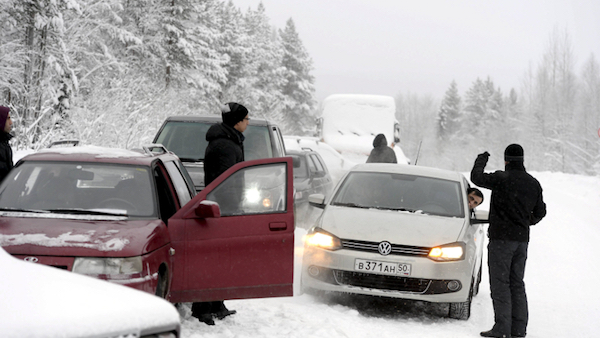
[24, 257, 39, 263]
[378, 241, 392, 256]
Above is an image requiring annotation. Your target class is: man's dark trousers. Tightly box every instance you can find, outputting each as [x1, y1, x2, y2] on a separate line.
[488, 240, 528, 337]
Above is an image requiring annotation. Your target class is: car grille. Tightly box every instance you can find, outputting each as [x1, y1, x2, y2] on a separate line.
[341, 239, 430, 257]
[333, 270, 431, 293]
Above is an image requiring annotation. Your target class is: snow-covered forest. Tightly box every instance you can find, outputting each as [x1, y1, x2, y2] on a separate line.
[1, 1, 598, 176]
[0, 0, 316, 150]
[396, 28, 600, 175]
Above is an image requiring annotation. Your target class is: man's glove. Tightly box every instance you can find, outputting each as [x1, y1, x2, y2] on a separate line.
[478, 151, 490, 159]
[475, 151, 490, 166]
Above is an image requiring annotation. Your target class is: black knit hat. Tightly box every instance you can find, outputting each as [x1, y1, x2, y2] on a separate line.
[221, 102, 248, 127]
[504, 143, 524, 162]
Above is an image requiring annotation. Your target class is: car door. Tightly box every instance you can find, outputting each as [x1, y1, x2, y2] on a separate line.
[167, 157, 295, 303]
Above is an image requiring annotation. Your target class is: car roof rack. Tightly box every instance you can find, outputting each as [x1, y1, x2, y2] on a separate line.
[142, 144, 170, 156]
[48, 139, 80, 148]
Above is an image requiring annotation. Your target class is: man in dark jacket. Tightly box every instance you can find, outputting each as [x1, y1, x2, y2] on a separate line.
[366, 133, 397, 163]
[191, 102, 249, 326]
[0, 106, 14, 183]
[471, 144, 546, 338]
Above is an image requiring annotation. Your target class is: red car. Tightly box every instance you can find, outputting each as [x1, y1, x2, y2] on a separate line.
[0, 145, 295, 303]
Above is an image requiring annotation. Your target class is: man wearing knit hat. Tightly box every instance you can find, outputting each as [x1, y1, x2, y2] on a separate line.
[191, 102, 249, 325]
[0, 106, 14, 183]
[471, 144, 547, 338]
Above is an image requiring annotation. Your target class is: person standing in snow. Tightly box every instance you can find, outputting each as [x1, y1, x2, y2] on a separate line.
[366, 133, 397, 163]
[190, 102, 250, 326]
[471, 144, 546, 338]
[0, 106, 14, 183]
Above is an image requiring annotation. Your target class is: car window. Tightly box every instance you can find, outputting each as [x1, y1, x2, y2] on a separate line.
[164, 160, 193, 205]
[155, 121, 212, 161]
[306, 155, 318, 173]
[309, 154, 325, 173]
[154, 165, 177, 222]
[0, 161, 156, 217]
[244, 126, 273, 160]
[206, 163, 287, 216]
[270, 126, 286, 157]
[331, 172, 464, 217]
[291, 154, 309, 179]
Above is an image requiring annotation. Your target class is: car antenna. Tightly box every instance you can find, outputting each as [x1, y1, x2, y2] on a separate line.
[413, 139, 423, 165]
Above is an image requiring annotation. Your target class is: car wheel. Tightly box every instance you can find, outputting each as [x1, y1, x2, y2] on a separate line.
[155, 265, 169, 299]
[448, 281, 473, 320]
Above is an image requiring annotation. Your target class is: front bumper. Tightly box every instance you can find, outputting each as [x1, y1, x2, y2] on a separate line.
[301, 245, 474, 303]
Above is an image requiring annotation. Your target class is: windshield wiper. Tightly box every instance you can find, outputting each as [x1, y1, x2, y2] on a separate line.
[179, 157, 203, 162]
[332, 202, 370, 209]
[371, 206, 417, 213]
[0, 207, 49, 213]
[46, 208, 127, 216]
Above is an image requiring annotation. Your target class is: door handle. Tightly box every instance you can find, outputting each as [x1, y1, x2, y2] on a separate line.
[269, 222, 287, 231]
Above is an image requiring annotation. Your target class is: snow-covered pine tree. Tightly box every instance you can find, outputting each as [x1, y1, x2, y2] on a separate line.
[437, 80, 462, 141]
[278, 18, 316, 135]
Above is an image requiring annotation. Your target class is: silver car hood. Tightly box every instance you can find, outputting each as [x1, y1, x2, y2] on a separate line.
[319, 205, 467, 247]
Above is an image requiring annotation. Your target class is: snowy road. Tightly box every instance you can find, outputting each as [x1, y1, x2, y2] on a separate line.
[179, 171, 600, 338]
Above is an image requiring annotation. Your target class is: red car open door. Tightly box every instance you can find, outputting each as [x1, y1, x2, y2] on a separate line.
[168, 157, 295, 302]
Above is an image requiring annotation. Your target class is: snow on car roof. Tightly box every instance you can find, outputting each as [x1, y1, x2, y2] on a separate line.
[350, 163, 465, 182]
[0, 247, 180, 337]
[36, 145, 146, 158]
[18, 145, 175, 165]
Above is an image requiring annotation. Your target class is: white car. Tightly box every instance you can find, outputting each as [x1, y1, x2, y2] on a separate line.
[301, 163, 487, 320]
[0, 246, 180, 338]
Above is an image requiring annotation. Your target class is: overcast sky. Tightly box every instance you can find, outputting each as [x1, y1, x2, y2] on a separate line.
[230, 0, 600, 102]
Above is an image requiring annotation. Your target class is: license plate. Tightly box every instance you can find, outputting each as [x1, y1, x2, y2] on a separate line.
[354, 259, 411, 276]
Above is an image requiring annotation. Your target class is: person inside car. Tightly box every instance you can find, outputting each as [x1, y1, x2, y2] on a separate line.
[468, 187, 484, 210]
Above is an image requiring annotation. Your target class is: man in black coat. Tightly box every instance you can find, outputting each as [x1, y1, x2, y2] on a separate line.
[0, 106, 14, 183]
[191, 102, 249, 326]
[471, 144, 546, 338]
[366, 133, 397, 163]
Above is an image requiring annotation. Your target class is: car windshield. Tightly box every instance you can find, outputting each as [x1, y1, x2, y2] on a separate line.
[331, 172, 464, 217]
[0, 161, 156, 217]
[155, 121, 272, 161]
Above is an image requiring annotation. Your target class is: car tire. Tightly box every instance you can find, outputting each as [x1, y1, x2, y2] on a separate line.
[448, 281, 473, 320]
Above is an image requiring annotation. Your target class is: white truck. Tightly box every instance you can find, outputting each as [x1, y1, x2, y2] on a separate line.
[316, 94, 409, 164]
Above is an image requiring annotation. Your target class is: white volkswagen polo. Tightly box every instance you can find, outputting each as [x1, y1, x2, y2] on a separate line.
[301, 163, 487, 320]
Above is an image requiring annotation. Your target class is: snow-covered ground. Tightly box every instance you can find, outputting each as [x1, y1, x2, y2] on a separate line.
[11, 150, 599, 337]
[179, 169, 600, 338]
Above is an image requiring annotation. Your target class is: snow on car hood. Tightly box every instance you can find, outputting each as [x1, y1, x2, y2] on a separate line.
[0, 217, 168, 257]
[0, 248, 180, 338]
[319, 205, 467, 247]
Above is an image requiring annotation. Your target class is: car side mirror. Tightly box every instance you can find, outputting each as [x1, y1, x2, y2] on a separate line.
[195, 200, 221, 218]
[470, 209, 489, 224]
[308, 194, 325, 209]
[292, 156, 302, 168]
[313, 171, 325, 178]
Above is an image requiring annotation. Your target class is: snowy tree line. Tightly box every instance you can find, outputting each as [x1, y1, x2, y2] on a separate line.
[398, 28, 600, 175]
[0, 0, 316, 151]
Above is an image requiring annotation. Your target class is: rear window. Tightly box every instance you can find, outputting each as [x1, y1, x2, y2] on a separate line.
[155, 121, 273, 161]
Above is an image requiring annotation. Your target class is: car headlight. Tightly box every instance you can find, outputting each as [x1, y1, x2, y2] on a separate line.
[305, 228, 342, 250]
[427, 242, 465, 261]
[73, 256, 143, 276]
